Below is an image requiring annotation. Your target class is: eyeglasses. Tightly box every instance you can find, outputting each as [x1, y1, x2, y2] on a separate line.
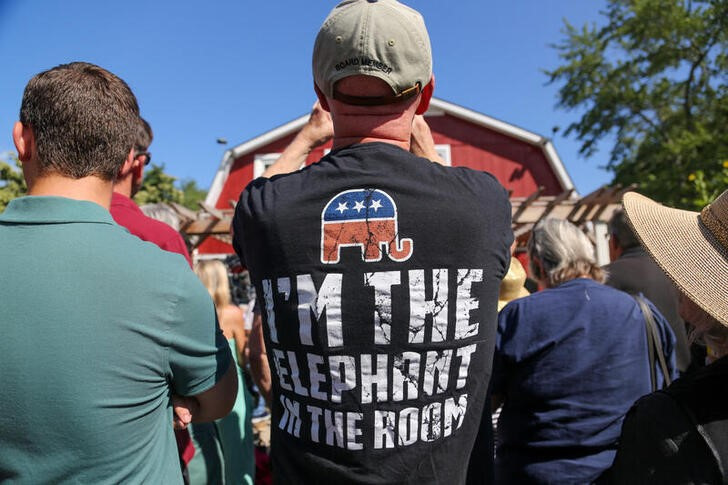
[135, 151, 152, 166]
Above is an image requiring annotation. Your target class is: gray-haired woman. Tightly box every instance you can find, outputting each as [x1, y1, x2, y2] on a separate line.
[491, 218, 678, 484]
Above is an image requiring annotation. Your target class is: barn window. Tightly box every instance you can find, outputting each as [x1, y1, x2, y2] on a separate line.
[253, 153, 280, 178]
[253, 153, 307, 178]
[435, 144, 451, 165]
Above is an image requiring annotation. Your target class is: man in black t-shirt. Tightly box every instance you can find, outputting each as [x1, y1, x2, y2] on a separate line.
[233, 1, 512, 483]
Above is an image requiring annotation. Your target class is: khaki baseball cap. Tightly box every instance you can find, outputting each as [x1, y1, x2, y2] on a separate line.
[313, 0, 432, 106]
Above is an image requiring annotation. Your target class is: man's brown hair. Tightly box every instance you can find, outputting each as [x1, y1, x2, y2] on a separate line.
[135, 117, 153, 153]
[20, 62, 140, 181]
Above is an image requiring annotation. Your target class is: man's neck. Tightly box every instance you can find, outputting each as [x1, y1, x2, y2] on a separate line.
[332, 136, 409, 151]
[29, 174, 114, 210]
[331, 116, 412, 151]
[112, 175, 133, 199]
[327, 82, 418, 151]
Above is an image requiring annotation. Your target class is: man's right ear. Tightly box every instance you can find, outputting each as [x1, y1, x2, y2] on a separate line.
[314, 84, 331, 112]
[13, 122, 35, 162]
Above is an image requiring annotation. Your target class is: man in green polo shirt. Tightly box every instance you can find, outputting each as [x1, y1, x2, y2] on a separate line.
[0, 62, 237, 483]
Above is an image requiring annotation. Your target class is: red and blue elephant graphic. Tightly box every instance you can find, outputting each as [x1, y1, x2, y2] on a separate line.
[320, 188, 413, 264]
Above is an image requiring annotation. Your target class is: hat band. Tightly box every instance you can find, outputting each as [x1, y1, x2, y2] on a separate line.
[700, 204, 728, 249]
[333, 83, 421, 106]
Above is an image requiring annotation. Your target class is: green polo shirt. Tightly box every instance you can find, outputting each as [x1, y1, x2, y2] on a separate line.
[0, 196, 231, 484]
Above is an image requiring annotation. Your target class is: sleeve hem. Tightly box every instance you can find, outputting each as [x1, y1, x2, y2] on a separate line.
[177, 352, 233, 397]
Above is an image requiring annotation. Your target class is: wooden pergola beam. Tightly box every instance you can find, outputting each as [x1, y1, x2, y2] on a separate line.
[512, 186, 544, 223]
[183, 218, 230, 236]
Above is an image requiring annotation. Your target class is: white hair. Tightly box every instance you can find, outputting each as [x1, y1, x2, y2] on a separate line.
[528, 218, 605, 287]
[140, 203, 181, 231]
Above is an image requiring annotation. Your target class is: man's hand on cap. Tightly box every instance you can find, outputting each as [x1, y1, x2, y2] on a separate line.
[300, 101, 334, 148]
[261, 101, 334, 179]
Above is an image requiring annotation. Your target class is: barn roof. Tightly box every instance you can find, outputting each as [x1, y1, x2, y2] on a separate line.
[204, 97, 575, 206]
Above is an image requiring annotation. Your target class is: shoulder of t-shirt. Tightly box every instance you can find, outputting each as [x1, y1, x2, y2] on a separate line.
[441, 162, 503, 185]
[111, 224, 192, 276]
[142, 216, 190, 257]
[239, 170, 294, 205]
[374, 143, 507, 190]
[244, 159, 315, 190]
[429, 161, 510, 206]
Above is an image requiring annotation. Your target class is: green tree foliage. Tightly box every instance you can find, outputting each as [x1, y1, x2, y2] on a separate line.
[134, 164, 208, 210]
[547, 0, 728, 209]
[133, 164, 184, 206]
[179, 179, 208, 211]
[0, 153, 27, 212]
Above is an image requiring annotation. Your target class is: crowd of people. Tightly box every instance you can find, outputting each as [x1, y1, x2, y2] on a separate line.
[1, 0, 726, 484]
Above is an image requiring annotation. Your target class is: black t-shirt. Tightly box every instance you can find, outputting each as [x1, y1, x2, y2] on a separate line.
[233, 143, 512, 484]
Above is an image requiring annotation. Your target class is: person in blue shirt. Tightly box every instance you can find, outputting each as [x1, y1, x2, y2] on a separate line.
[492, 218, 677, 484]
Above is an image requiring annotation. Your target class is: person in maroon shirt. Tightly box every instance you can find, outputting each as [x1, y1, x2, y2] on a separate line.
[109, 117, 195, 477]
[109, 117, 192, 266]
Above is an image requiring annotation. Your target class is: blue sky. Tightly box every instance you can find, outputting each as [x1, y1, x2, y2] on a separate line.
[0, 0, 612, 195]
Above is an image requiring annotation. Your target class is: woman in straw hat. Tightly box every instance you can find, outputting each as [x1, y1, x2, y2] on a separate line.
[605, 189, 728, 483]
[492, 218, 678, 484]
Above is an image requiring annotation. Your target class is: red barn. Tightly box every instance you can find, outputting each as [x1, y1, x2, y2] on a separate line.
[198, 97, 575, 257]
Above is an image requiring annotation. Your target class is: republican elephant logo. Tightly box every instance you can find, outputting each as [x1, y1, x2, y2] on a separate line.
[320, 188, 413, 264]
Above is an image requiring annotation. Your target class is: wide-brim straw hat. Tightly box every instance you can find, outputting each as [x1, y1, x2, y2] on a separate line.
[498, 258, 530, 311]
[623, 189, 728, 326]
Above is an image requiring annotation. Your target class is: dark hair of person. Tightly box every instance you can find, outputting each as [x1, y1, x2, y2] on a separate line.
[19, 61, 140, 181]
[135, 117, 153, 153]
[608, 209, 641, 250]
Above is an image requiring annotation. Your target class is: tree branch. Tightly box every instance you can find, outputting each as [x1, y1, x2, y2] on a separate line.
[683, 38, 716, 127]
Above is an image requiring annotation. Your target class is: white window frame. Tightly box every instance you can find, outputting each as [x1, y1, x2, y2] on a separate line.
[435, 144, 451, 166]
[253, 153, 281, 179]
[254, 153, 310, 178]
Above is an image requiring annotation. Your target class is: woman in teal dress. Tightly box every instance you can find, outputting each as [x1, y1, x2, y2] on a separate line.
[196, 260, 255, 485]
